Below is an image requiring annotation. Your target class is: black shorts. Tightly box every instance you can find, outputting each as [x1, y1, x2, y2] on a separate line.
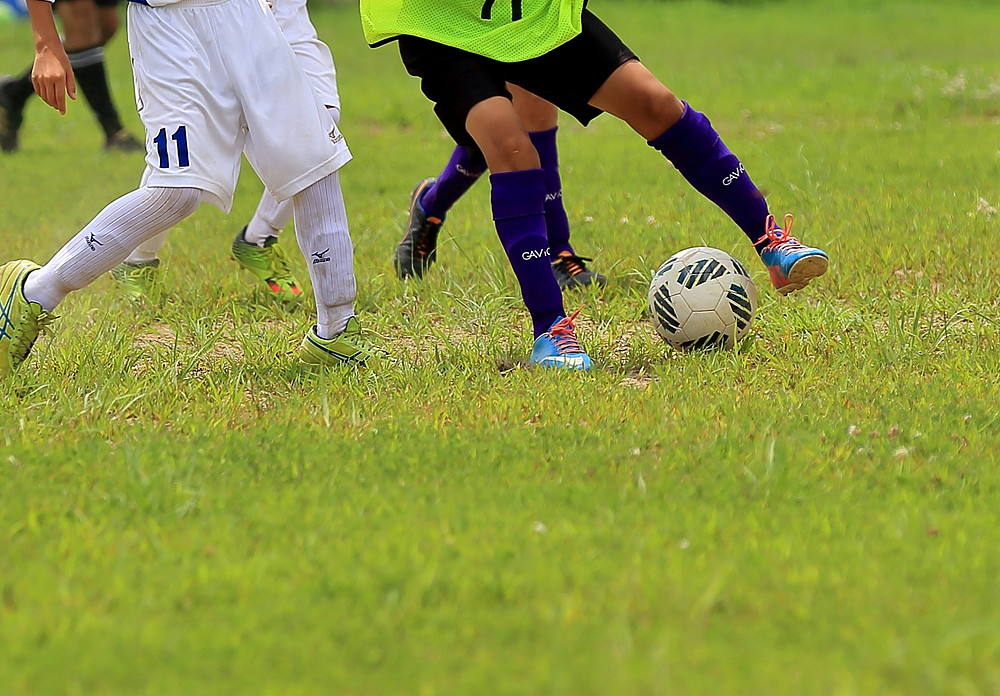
[398, 9, 637, 147]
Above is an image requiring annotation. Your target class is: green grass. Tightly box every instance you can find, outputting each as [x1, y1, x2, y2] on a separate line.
[2, 1, 999, 694]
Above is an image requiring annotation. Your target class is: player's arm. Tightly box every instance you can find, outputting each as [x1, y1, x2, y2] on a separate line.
[26, 0, 77, 114]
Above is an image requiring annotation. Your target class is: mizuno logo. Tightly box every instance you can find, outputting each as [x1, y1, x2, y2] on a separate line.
[85, 233, 103, 251]
[312, 248, 331, 264]
[722, 162, 745, 186]
[521, 247, 550, 261]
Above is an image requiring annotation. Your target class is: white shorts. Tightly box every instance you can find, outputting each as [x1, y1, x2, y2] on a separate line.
[271, 0, 340, 117]
[127, 0, 351, 212]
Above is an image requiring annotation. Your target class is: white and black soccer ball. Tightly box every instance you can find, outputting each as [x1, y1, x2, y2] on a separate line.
[647, 247, 758, 351]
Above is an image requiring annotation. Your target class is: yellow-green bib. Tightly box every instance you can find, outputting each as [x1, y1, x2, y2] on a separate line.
[360, 0, 586, 62]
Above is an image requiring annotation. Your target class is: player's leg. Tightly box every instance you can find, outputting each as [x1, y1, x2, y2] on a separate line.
[511, 85, 607, 290]
[468, 97, 589, 369]
[393, 146, 485, 279]
[580, 18, 826, 293]
[111, 231, 164, 300]
[0, 66, 35, 152]
[230, 106, 343, 305]
[56, 0, 142, 151]
[232, 0, 340, 303]
[1, 186, 202, 375]
[229, 192, 303, 303]
[399, 37, 589, 369]
[230, 0, 381, 367]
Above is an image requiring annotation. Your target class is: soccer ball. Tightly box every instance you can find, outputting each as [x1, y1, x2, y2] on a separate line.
[647, 247, 758, 351]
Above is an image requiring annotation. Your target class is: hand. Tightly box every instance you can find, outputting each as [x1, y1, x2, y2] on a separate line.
[32, 46, 77, 115]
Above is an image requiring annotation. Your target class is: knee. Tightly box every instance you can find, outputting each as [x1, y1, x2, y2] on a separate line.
[631, 86, 685, 134]
[480, 130, 538, 173]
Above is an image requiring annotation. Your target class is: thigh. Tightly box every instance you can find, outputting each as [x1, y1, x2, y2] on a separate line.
[128, 3, 245, 212]
[271, 0, 340, 112]
[509, 85, 558, 132]
[506, 9, 637, 126]
[54, 0, 101, 51]
[398, 36, 509, 147]
[217, 0, 350, 201]
[96, 3, 120, 45]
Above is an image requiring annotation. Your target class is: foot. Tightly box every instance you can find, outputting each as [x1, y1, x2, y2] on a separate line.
[232, 227, 304, 303]
[394, 177, 442, 279]
[0, 76, 24, 154]
[110, 259, 161, 299]
[757, 213, 828, 295]
[104, 129, 144, 153]
[1, 260, 57, 376]
[529, 311, 592, 370]
[551, 251, 607, 290]
[298, 316, 386, 369]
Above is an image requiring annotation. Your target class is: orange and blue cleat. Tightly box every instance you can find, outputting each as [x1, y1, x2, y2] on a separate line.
[758, 213, 828, 295]
[529, 310, 592, 370]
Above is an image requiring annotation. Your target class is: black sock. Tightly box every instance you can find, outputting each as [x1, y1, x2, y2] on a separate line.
[68, 47, 124, 139]
[3, 66, 36, 112]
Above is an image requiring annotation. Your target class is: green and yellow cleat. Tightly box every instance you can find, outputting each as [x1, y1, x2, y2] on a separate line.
[1, 260, 57, 377]
[232, 227, 304, 304]
[110, 259, 161, 300]
[298, 316, 385, 369]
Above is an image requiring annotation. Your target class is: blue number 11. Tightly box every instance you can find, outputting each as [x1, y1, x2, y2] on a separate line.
[153, 126, 190, 168]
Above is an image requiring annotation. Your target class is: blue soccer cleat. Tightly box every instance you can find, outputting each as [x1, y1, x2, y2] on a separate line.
[758, 213, 828, 295]
[529, 310, 592, 370]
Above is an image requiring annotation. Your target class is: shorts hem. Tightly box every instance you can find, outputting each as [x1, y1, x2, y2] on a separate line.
[269, 149, 353, 202]
[140, 172, 231, 212]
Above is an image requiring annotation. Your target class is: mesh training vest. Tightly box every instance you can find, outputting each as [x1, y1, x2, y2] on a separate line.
[360, 0, 586, 63]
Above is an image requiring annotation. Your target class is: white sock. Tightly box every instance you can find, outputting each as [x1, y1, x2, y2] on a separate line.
[244, 107, 338, 247]
[125, 231, 168, 264]
[244, 190, 292, 246]
[292, 171, 356, 339]
[23, 187, 202, 311]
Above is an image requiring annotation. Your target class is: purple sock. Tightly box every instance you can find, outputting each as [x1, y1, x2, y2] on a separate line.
[419, 145, 488, 221]
[529, 127, 573, 256]
[491, 169, 566, 338]
[648, 102, 771, 253]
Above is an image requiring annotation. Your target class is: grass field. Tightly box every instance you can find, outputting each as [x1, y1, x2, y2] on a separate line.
[2, 0, 999, 694]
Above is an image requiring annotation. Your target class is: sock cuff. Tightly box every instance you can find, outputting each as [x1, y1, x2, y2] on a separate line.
[67, 47, 105, 69]
[647, 101, 730, 170]
[528, 126, 558, 146]
[647, 101, 693, 148]
[490, 169, 545, 221]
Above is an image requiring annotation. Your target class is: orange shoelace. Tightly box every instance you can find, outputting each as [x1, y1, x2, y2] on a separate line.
[553, 252, 591, 277]
[756, 213, 807, 251]
[546, 308, 584, 354]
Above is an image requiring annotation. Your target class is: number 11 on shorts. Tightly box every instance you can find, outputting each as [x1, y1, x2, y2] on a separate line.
[153, 126, 190, 168]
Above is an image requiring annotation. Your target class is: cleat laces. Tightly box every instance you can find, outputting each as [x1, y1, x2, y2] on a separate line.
[552, 252, 594, 277]
[546, 308, 585, 354]
[757, 213, 808, 252]
[413, 218, 441, 259]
